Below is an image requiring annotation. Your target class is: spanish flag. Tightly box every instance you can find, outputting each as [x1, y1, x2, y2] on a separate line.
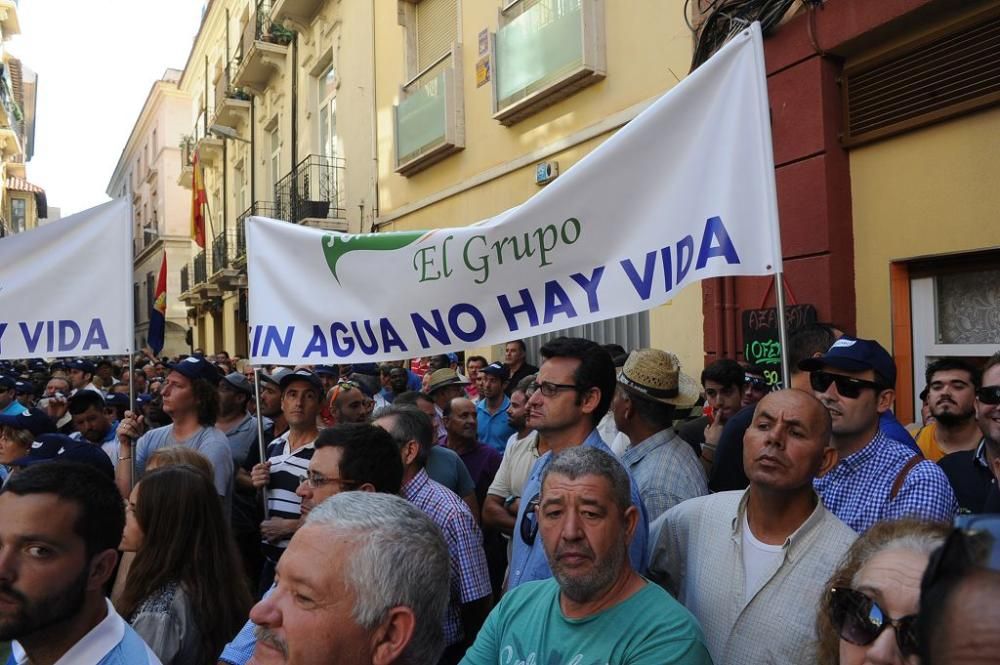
[191, 150, 207, 248]
[147, 252, 167, 355]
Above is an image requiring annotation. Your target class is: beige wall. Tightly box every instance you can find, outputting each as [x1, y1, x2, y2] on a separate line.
[850, 106, 1000, 344]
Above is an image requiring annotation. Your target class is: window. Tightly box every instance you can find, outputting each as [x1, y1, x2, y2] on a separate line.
[152, 128, 158, 156]
[492, 0, 606, 125]
[414, 0, 458, 73]
[11, 197, 26, 233]
[395, 0, 464, 175]
[910, 265, 1000, 411]
[134, 283, 141, 326]
[317, 64, 339, 158]
[235, 165, 247, 215]
[269, 125, 281, 198]
[145, 272, 155, 323]
[522, 312, 650, 366]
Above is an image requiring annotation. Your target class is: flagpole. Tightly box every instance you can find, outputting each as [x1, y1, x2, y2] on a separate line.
[253, 367, 269, 520]
[775, 274, 791, 388]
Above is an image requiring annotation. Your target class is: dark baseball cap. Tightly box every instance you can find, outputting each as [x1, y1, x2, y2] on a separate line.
[67, 359, 97, 374]
[279, 369, 324, 394]
[168, 356, 222, 384]
[0, 408, 56, 436]
[313, 365, 339, 377]
[222, 372, 254, 396]
[481, 362, 510, 381]
[105, 392, 130, 409]
[798, 336, 897, 387]
[0, 375, 16, 390]
[11, 434, 114, 479]
[14, 380, 33, 395]
[259, 368, 292, 388]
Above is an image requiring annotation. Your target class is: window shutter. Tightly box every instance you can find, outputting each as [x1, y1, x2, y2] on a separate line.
[416, 0, 457, 71]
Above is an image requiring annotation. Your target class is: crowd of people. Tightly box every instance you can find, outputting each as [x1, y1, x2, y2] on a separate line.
[0, 328, 997, 665]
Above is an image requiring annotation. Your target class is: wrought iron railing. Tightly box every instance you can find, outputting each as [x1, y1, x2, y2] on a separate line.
[212, 233, 230, 272]
[193, 250, 208, 284]
[180, 264, 191, 293]
[274, 155, 345, 224]
[236, 201, 282, 261]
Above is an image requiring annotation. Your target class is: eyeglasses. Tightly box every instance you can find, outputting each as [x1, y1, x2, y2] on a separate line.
[975, 385, 1000, 405]
[519, 495, 540, 546]
[827, 587, 919, 658]
[810, 371, 883, 399]
[301, 472, 358, 491]
[528, 381, 578, 398]
[744, 375, 769, 391]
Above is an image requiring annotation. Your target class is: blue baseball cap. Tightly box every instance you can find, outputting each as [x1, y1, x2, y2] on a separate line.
[14, 380, 33, 395]
[67, 359, 97, 374]
[798, 336, 897, 387]
[0, 375, 16, 390]
[0, 409, 56, 436]
[105, 393, 130, 409]
[279, 369, 324, 395]
[481, 362, 510, 381]
[168, 356, 222, 384]
[12, 434, 115, 479]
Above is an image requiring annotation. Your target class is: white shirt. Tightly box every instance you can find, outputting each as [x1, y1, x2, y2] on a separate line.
[741, 513, 785, 604]
[11, 599, 161, 664]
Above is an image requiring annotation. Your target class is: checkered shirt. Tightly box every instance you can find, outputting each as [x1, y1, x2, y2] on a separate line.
[814, 429, 958, 533]
[402, 468, 491, 646]
[621, 427, 709, 521]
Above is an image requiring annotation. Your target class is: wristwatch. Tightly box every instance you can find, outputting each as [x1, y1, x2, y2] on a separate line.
[504, 495, 519, 508]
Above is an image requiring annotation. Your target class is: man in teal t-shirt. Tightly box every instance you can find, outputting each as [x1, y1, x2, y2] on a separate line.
[462, 447, 711, 665]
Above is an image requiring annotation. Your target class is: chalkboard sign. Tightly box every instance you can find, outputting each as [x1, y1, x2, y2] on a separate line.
[741, 304, 817, 388]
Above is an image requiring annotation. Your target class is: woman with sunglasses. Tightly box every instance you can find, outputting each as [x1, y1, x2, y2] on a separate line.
[817, 519, 951, 665]
[116, 464, 253, 665]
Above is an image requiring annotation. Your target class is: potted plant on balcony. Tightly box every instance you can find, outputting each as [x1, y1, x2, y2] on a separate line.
[228, 87, 252, 102]
[269, 22, 295, 46]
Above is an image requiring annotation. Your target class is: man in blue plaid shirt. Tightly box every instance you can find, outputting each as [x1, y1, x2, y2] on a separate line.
[803, 336, 957, 532]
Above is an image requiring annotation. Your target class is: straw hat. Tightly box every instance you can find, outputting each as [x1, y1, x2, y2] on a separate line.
[617, 349, 700, 407]
[426, 368, 470, 394]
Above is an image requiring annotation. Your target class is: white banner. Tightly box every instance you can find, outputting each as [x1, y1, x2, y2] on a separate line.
[0, 198, 134, 359]
[248, 23, 781, 365]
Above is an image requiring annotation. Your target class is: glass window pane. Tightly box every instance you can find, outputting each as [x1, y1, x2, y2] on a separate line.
[936, 269, 1000, 344]
[496, 0, 583, 106]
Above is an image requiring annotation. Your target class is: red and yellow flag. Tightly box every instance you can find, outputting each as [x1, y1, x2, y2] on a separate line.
[147, 251, 168, 355]
[190, 150, 207, 248]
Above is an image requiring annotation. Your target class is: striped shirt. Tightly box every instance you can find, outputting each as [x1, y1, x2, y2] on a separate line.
[261, 434, 315, 561]
[402, 469, 491, 646]
[814, 429, 958, 533]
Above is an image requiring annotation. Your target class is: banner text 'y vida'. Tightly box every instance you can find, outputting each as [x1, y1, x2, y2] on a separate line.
[253, 216, 739, 360]
[0, 319, 111, 355]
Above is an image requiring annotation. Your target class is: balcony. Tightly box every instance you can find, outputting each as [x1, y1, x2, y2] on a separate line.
[188, 248, 222, 303]
[235, 201, 281, 264]
[0, 65, 22, 159]
[0, 1, 20, 40]
[213, 66, 252, 129]
[192, 119, 224, 169]
[274, 155, 347, 231]
[394, 46, 464, 177]
[209, 228, 247, 291]
[232, 0, 291, 94]
[492, 0, 605, 126]
[269, 0, 323, 26]
[180, 264, 191, 294]
[178, 137, 195, 188]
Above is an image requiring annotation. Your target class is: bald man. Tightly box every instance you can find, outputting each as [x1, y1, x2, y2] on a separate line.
[649, 390, 858, 664]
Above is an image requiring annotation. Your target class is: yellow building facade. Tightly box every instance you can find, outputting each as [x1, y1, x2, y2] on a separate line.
[372, 0, 703, 371]
[177, 0, 377, 360]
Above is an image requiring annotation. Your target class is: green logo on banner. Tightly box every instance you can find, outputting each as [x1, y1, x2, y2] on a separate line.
[322, 232, 424, 284]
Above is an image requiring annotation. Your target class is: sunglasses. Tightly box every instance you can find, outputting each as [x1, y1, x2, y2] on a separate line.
[975, 385, 1000, 405]
[810, 371, 883, 399]
[519, 495, 540, 546]
[828, 587, 919, 657]
[744, 375, 769, 391]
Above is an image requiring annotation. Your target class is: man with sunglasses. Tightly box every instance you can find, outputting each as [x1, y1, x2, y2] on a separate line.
[219, 422, 405, 665]
[941, 352, 1000, 512]
[803, 336, 957, 532]
[648, 389, 856, 664]
[507, 337, 650, 590]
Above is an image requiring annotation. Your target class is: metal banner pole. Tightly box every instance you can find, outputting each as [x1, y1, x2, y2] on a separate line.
[774, 273, 791, 388]
[253, 367, 269, 519]
[128, 352, 137, 489]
